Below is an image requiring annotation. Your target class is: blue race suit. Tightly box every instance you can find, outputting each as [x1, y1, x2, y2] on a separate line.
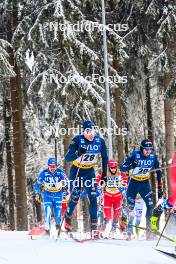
[34, 168, 67, 230]
[65, 134, 108, 223]
[120, 149, 162, 229]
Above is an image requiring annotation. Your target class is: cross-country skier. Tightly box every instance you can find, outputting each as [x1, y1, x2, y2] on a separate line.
[97, 159, 128, 232]
[34, 157, 67, 235]
[120, 139, 163, 239]
[64, 120, 108, 234]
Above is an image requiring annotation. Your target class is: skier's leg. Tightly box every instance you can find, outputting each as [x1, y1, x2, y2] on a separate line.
[53, 194, 63, 229]
[85, 169, 98, 231]
[135, 198, 144, 226]
[64, 166, 81, 230]
[128, 209, 135, 234]
[42, 194, 52, 232]
[126, 179, 139, 234]
[139, 181, 153, 239]
[66, 166, 81, 215]
[112, 193, 122, 231]
[62, 202, 67, 216]
[139, 180, 153, 229]
[66, 187, 81, 215]
[150, 199, 172, 231]
[102, 192, 112, 230]
[134, 198, 144, 235]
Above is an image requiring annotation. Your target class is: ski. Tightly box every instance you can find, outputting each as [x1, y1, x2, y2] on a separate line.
[129, 224, 176, 243]
[30, 232, 50, 240]
[68, 232, 101, 243]
[154, 248, 176, 259]
[28, 226, 46, 240]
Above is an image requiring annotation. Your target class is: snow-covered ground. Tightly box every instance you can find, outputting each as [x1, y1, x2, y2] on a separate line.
[0, 231, 175, 264]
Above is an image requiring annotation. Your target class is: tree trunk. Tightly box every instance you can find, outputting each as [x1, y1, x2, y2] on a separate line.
[3, 86, 15, 230]
[114, 85, 124, 164]
[6, 0, 28, 230]
[63, 119, 78, 231]
[54, 138, 58, 162]
[145, 78, 153, 141]
[10, 62, 28, 230]
[63, 119, 72, 175]
[82, 197, 90, 232]
[145, 74, 156, 204]
[164, 75, 175, 195]
[113, 58, 124, 164]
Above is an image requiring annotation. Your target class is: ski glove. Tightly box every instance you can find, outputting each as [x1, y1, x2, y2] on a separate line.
[78, 146, 87, 156]
[35, 194, 41, 203]
[131, 161, 138, 169]
[100, 172, 107, 187]
[158, 185, 163, 199]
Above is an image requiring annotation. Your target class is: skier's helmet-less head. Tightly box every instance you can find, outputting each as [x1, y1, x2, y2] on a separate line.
[140, 139, 153, 157]
[82, 120, 96, 142]
[108, 159, 118, 174]
[48, 157, 57, 173]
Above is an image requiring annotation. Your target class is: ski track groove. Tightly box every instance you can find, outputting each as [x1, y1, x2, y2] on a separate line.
[0, 231, 176, 264]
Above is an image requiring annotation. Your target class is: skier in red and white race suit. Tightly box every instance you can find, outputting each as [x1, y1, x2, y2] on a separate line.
[97, 160, 128, 232]
[150, 152, 176, 232]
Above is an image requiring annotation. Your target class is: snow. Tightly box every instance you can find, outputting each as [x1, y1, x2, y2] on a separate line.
[0, 231, 175, 264]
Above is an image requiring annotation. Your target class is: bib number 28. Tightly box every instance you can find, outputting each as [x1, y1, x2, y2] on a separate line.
[138, 168, 150, 175]
[83, 154, 95, 162]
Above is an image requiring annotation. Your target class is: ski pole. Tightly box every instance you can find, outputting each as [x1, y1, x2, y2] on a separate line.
[156, 200, 176, 247]
[58, 154, 84, 237]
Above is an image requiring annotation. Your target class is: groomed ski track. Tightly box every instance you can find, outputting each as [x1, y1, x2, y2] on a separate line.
[0, 231, 175, 264]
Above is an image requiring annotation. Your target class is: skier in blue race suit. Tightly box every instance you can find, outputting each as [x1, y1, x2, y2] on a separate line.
[64, 120, 108, 233]
[120, 139, 163, 239]
[34, 157, 67, 235]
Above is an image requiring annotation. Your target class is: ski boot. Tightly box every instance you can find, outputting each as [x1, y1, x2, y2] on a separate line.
[64, 212, 72, 232]
[146, 227, 156, 240]
[135, 225, 140, 237]
[127, 225, 135, 240]
[146, 217, 157, 240]
[99, 218, 108, 231]
[44, 229, 50, 236]
[110, 221, 117, 233]
[150, 207, 162, 232]
[119, 214, 127, 233]
[109, 221, 118, 239]
[56, 224, 61, 236]
[91, 219, 100, 239]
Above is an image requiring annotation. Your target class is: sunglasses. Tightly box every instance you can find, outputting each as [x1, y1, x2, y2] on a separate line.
[84, 128, 96, 135]
[48, 165, 57, 169]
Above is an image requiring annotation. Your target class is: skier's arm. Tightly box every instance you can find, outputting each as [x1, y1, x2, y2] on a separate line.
[120, 152, 136, 172]
[65, 136, 80, 162]
[100, 138, 108, 175]
[33, 171, 44, 195]
[61, 170, 68, 190]
[154, 156, 163, 199]
[154, 156, 162, 185]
